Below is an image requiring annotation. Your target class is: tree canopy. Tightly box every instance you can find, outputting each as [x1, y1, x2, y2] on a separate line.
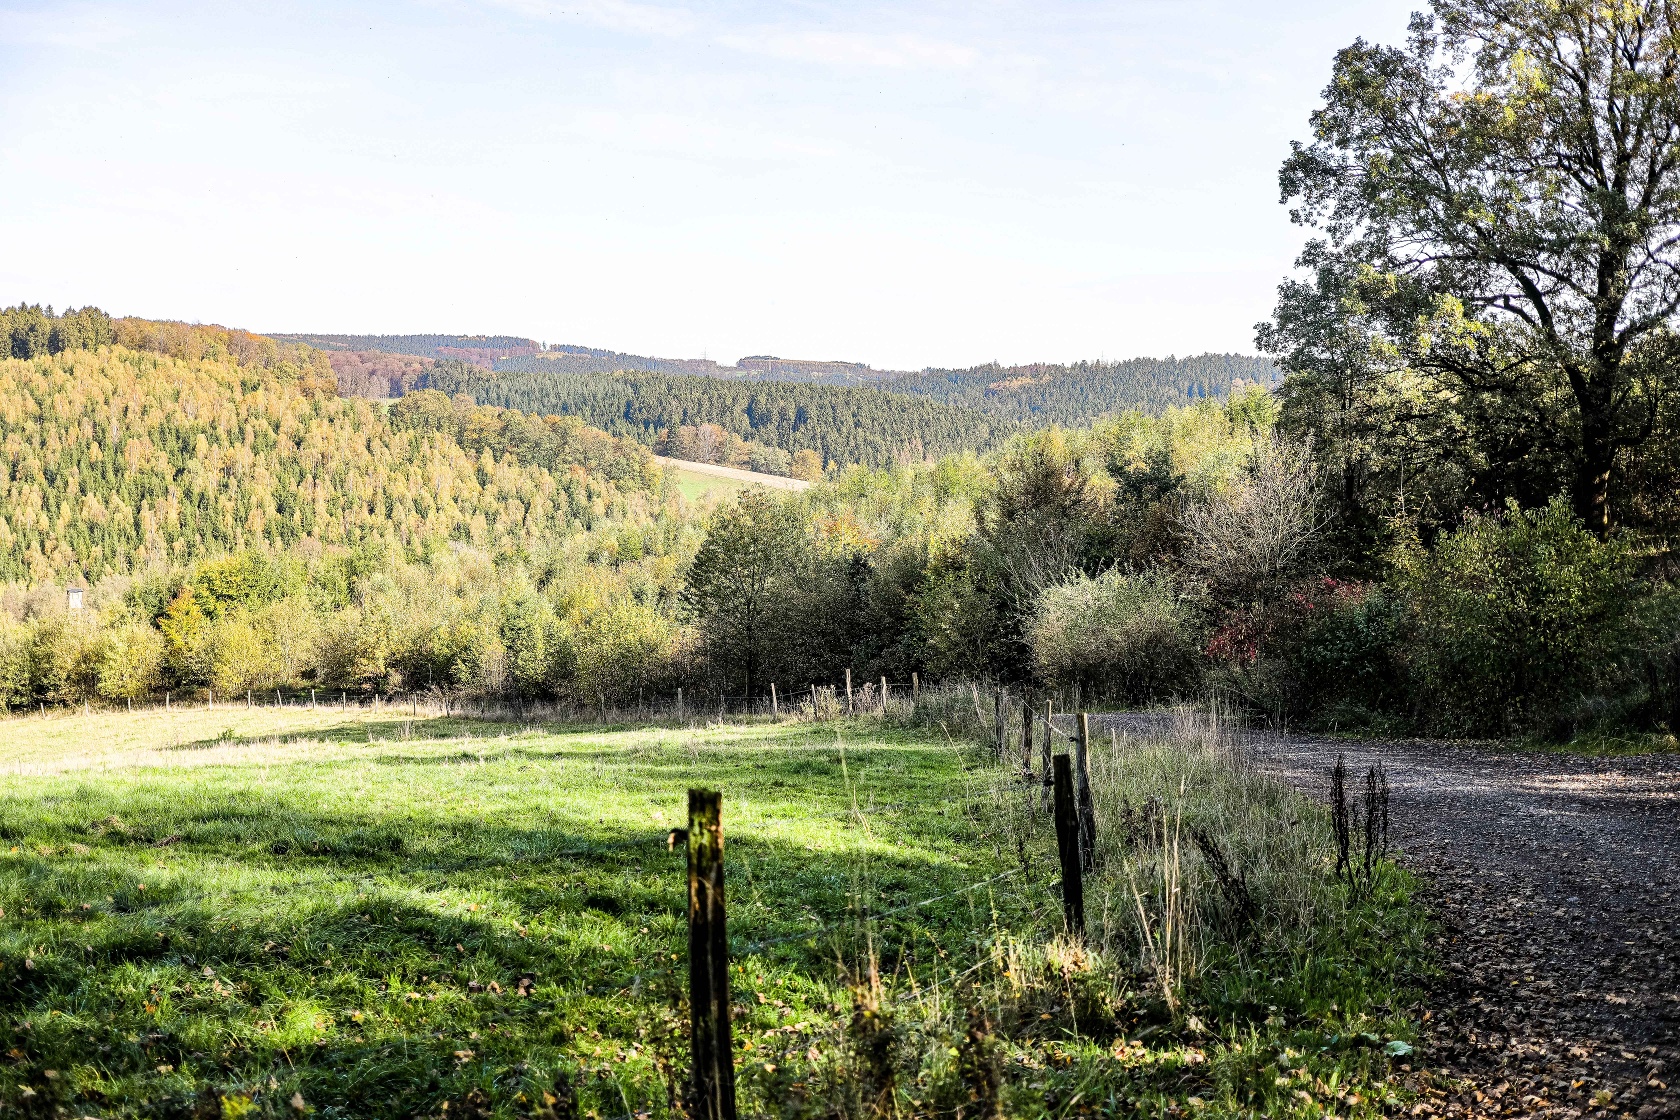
[1263, 0, 1680, 540]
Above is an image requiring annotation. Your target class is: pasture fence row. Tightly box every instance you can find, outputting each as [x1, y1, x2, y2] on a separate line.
[671, 692, 1103, 1120]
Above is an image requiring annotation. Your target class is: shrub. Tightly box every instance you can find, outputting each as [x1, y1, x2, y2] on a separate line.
[205, 613, 274, 695]
[0, 619, 31, 710]
[30, 614, 105, 704]
[312, 607, 391, 693]
[569, 600, 686, 703]
[1287, 581, 1410, 727]
[1179, 436, 1322, 603]
[1029, 568, 1200, 704]
[1206, 579, 1407, 727]
[97, 622, 165, 702]
[1391, 498, 1636, 736]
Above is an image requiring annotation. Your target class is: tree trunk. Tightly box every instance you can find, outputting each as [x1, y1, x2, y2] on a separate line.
[1573, 376, 1617, 536]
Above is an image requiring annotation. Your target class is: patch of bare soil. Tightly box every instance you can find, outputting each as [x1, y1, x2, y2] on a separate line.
[1251, 736, 1680, 1119]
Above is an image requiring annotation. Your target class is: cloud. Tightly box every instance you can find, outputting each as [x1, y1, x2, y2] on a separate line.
[478, 0, 696, 38]
[477, 0, 978, 70]
[0, 2, 135, 52]
[716, 26, 978, 69]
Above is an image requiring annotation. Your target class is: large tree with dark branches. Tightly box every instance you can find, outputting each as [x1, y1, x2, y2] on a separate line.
[1263, 0, 1680, 538]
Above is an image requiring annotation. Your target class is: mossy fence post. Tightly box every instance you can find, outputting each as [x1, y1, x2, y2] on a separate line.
[685, 789, 736, 1120]
[1052, 754, 1085, 937]
[1075, 712, 1097, 872]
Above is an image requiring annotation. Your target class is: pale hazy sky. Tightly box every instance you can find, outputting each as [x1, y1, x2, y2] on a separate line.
[0, 1, 1417, 370]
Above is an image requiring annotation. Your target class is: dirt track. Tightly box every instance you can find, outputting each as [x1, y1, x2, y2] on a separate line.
[1096, 716, 1680, 1118]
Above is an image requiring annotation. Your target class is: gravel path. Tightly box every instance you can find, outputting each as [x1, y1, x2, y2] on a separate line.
[1094, 715, 1680, 1119]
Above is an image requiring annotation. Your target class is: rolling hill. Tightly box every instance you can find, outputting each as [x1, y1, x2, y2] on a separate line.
[0, 314, 660, 583]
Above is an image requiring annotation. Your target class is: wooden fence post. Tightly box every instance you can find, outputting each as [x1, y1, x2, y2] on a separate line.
[1075, 713, 1097, 872]
[912, 672, 919, 699]
[880, 676, 888, 710]
[677, 687, 684, 721]
[1021, 699, 1034, 774]
[686, 790, 737, 1120]
[845, 668, 853, 713]
[770, 682, 778, 719]
[1052, 754, 1085, 937]
[1040, 700, 1055, 791]
[994, 690, 1005, 758]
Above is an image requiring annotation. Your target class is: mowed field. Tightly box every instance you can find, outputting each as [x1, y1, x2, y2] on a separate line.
[0, 707, 1003, 1117]
[656, 457, 809, 502]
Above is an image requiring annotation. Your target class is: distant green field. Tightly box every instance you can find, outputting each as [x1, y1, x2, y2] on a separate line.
[669, 465, 748, 502]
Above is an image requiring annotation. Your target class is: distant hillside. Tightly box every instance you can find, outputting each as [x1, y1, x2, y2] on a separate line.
[497, 348, 734, 379]
[0, 312, 659, 582]
[422, 364, 1010, 468]
[273, 327, 1278, 438]
[269, 334, 541, 368]
[494, 348, 906, 385]
[887, 354, 1279, 424]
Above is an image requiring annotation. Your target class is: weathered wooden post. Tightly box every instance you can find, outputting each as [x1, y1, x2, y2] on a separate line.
[912, 672, 919, 698]
[880, 676, 888, 710]
[1052, 754, 1085, 937]
[1075, 712, 1097, 872]
[845, 668, 853, 713]
[1040, 699, 1055, 792]
[994, 690, 1005, 757]
[677, 687, 684, 721]
[686, 790, 736, 1120]
[1021, 699, 1034, 774]
[770, 682, 778, 719]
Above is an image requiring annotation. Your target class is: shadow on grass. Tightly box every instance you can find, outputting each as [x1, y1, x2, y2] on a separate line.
[0, 780, 1016, 1117]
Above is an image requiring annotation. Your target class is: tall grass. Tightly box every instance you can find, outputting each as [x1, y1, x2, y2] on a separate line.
[775, 691, 1427, 1118]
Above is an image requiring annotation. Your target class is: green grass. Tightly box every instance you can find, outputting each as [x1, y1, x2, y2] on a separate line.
[1519, 729, 1680, 755]
[670, 467, 749, 502]
[0, 708, 1012, 1117]
[0, 704, 1430, 1118]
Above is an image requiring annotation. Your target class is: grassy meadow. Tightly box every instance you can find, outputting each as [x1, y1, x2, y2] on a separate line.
[0, 702, 1429, 1118]
[669, 466, 748, 502]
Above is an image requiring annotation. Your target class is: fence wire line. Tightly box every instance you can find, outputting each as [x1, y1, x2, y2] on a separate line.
[730, 865, 1028, 957]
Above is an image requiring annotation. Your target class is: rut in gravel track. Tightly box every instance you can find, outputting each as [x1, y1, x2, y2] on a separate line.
[1091, 714, 1680, 1120]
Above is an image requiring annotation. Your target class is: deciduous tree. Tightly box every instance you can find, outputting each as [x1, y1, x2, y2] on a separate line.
[1265, 0, 1680, 534]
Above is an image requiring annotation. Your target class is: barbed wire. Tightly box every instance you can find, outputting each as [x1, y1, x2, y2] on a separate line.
[730, 865, 1030, 957]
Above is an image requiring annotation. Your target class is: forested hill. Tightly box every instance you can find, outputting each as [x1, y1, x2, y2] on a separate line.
[424, 364, 1009, 468]
[494, 350, 901, 384]
[268, 333, 542, 368]
[0, 318, 659, 583]
[886, 354, 1279, 423]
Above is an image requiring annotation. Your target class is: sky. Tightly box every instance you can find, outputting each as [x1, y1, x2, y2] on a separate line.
[0, 0, 1418, 371]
